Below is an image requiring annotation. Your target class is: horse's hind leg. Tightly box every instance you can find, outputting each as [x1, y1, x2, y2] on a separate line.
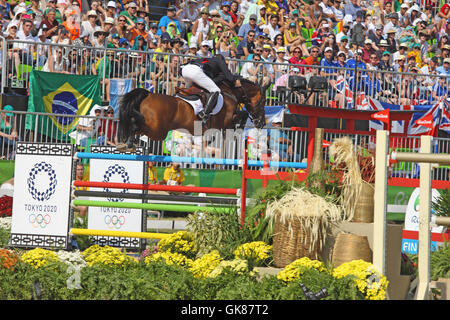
[116, 117, 140, 153]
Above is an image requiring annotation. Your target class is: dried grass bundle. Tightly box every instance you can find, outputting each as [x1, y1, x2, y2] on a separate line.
[266, 187, 344, 253]
[328, 137, 363, 221]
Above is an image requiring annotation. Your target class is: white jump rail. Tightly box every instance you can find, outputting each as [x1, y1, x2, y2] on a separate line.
[374, 130, 450, 300]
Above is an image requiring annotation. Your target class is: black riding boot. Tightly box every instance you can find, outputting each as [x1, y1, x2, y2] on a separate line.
[198, 91, 219, 124]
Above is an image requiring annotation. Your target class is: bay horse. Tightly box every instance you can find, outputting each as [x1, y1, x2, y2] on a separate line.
[117, 79, 268, 150]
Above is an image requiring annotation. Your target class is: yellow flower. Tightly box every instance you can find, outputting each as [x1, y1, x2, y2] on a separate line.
[208, 258, 259, 278]
[277, 257, 327, 283]
[21, 248, 58, 269]
[234, 241, 272, 262]
[144, 251, 193, 267]
[157, 231, 197, 258]
[82, 245, 137, 267]
[189, 250, 222, 279]
[332, 260, 388, 300]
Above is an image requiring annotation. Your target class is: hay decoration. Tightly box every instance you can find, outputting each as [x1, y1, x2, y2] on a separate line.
[266, 187, 344, 253]
[328, 137, 363, 221]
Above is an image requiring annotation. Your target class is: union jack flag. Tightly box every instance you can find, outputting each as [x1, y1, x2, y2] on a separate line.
[333, 76, 368, 109]
[407, 101, 441, 136]
[439, 99, 450, 134]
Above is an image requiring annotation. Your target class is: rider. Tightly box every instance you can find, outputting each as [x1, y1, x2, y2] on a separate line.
[180, 54, 241, 124]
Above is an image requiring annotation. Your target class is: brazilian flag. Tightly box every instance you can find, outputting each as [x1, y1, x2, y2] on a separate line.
[27, 70, 101, 140]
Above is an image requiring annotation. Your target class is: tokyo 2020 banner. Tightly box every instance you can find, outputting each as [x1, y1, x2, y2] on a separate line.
[87, 146, 145, 248]
[10, 143, 73, 248]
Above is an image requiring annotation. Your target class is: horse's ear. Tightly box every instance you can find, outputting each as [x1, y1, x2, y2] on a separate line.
[261, 82, 271, 95]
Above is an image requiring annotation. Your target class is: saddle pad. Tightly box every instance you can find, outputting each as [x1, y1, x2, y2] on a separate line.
[176, 94, 224, 116]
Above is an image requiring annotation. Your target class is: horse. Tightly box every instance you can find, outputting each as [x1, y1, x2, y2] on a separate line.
[117, 79, 269, 151]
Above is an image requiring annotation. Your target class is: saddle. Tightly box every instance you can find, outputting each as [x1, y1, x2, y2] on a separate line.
[175, 86, 207, 104]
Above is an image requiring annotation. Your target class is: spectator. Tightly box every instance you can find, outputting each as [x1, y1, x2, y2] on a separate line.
[273, 33, 285, 52]
[119, 2, 138, 25]
[190, 7, 210, 48]
[432, 75, 449, 100]
[284, 21, 308, 56]
[147, 161, 158, 184]
[81, 10, 101, 42]
[377, 51, 392, 71]
[344, 0, 365, 21]
[307, 0, 324, 29]
[157, 6, 182, 37]
[130, 17, 147, 46]
[70, 104, 104, 150]
[288, 45, 304, 65]
[105, 1, 118, 20]
[346, 49, 367, 76]
[436, 57, 450, 76]
[262, 14, 282, 42]
[197, 40, 212, 57]
[162, 162, 185, 186]
[336, 21, 351, 43]
[362, 39, 376, 64]
[39, 8, 59, 39]
[268, 120, 296, 162]
[240, 53, 270, 86]
[109, 13, 132, 40]
[273, 46, 289, 78]
[236, 29, 255, 59]
[237, 13, 260, 41]
[218, 1, 235, 30]
[96, 106, 117, 146]
[93, 29, 108, 47]
[73, 161, 88, 217]
[215, 30, 234, 57]
[0, 105, 18, 160]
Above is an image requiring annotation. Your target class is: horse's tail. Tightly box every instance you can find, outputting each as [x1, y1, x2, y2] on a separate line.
[118, 88, 150, 143]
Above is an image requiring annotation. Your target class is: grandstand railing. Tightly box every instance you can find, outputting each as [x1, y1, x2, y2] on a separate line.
[1, 110, 449, 182]
[1, 39, 449, 110]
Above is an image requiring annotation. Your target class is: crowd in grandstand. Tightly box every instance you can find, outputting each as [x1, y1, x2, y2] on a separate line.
[0, 0, 449, 105]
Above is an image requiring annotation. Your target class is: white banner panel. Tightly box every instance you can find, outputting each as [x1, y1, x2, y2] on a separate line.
[10, 143, 73, 249]
[87, 146, 145, 248]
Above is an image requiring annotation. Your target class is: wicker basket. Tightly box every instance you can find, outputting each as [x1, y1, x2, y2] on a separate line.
[352, 182, 375, 223]
[331, 233, 372, 268]
[272, 214, 323, 268]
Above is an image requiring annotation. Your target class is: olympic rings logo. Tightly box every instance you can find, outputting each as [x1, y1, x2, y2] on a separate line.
[28, 213, 51, 229]
[104, 215, 126, 229]
[102, 164, 130, 202]
[27, 162, 58, 201]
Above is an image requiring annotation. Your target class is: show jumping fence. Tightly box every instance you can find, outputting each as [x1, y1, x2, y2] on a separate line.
[373, 130, 450, 300]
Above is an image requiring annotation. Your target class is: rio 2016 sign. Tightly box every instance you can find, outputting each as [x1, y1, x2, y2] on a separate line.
[401, 188, 448, 255]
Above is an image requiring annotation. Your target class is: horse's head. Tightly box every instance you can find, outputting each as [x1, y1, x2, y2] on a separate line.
[237, 80, 267, 129]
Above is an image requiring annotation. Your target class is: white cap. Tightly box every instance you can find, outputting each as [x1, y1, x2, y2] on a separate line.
[87, 9, 97, 16]
[201, 40, 210, 47]
[401, 3, 409, 8]
[365, 39, 372, 44]
[324, 47, 333, 52]
[104, 17, 114, 24]
[107, 1, 116, 7]
[323, 23, 330, 28]
[337, 51, 346, 57]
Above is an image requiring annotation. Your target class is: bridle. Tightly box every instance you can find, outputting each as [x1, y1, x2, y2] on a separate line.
[235, 84, 266, 129]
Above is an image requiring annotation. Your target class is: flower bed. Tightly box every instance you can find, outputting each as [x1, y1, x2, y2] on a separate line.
[0, 231, 389, 300]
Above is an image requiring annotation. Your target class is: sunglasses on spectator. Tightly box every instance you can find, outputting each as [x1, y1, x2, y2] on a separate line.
[250, 18, 256, 21]
[311, 50, 319, 53]
[255, 49, 262, 52]
[294, 50, 301, 53]
[119, 19, 126, 22]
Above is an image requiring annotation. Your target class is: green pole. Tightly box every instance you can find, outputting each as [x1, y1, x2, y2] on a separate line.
[72, 199, 234, 213]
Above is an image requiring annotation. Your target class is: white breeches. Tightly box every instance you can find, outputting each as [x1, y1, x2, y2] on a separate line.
[181, 64, 220, 93]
